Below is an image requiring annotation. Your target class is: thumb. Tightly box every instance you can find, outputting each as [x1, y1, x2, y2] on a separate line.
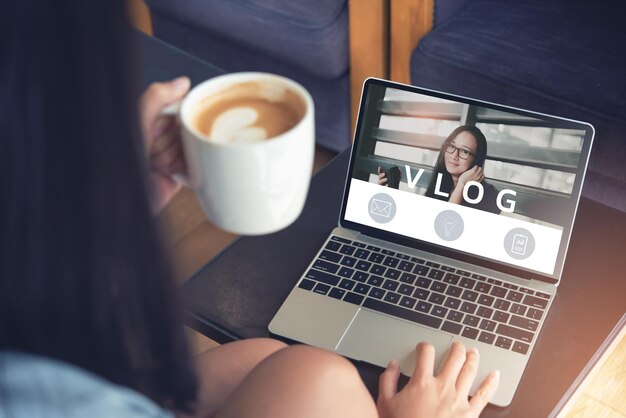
[378, 360, 400, 401]
[141, 76, 191, 127]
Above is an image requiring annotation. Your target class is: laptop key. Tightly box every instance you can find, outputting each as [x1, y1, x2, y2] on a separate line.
[428, 269, 445, 280]
[478, 332, 496, 345]
[416, 277, 432, 288]
[399, 296, 417, 309]
[493, 311, 510, 323]
[490, 287, 507, 298]
[523, 295, 549, 309]
[325, 241, 341, 251]
[463, 315, 480, 327]
[487, 278, 503, 286]
[459, 278, 476, 289]
[518, 287, 534, 295]
[495, 336, 513, 350]
[476, 306, 494, 319]
[496, 324, 533, 343]
[447, 310, 463, 322]
[425, 261, 440, 268]
[338, 267, 354, 278]
[441, 265, 455, 272]
[503, 283, 518, 290]
[431, 282, 447, 293]
[461, 290, 479, 302]
[353, 271, 369, 282]
[512, 341, 530, 355]
[355, 283, 371, 295]
[494, 299, 510, 311]
[381, 249, 396, 256]
[398, 284, 415, 296]
[329, 288, 346, 299]
[313, 260, 339, 274]
[355, 260, 372, 272]
[383, 292, 401, 304]
[305, 269, 340, 286]
[383, 256, 400, 268]
[339, 244, 356, 255]
[536, 292, 551, 299]
[319, 250, 342, 263]
[368, 253, 385, 264]
[510, 315, 539, 331]
[461, 327, 479, 340]
[396, 253, 410, 260]
[339, 279, 356, 291]
[354, 249, 371, 260]
[331, 236, 352, 244]
[383, 279, 399, 291]
[353, 242, 366, 248]
[432, 306, 448, 318]
[442, 321, 463, 335]
[416, 301, 432, 313]
[444, 297, 461, 310]
[367, 275, 384, 287]
[313, 283, 330, 295]
[445, 285, 463, 297]
[399, 273, 417, 284]
[475, 282, 492, 293]
[363, 298, 442, 329]
[370, 265, 386, 275]
[526, 308, 543, 321]
[472, 273, 487, 281]
[398, 261, 415, 272]
[384, 269, 401, 280]
[479, 319, 497, 332]
[366, 245, 381, 252]
[460, 302, 477, 314]
[340, 256, 357, 267]
[413, 289, 430, 300]
[298, 278, 316, 290]
[428, 293, 445, 305]
[344, 292, 364, 305]
[413, 265, 429, 275]
[368, 287, 385, 299]
[510, 303, 527, 316]
[443, 273, 460, 285]
[506, 291, 524, 303]
[477, 294, 494, 306]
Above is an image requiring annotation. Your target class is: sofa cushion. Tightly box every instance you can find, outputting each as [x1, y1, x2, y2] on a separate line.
[410, 0, 626, 211]
[146, 0, 349, 80]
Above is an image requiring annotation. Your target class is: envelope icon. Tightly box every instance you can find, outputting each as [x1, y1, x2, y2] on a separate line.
[370, 198, 392, 218]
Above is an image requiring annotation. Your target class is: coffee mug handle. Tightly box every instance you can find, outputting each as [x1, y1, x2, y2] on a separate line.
[158, 100, 193, 188]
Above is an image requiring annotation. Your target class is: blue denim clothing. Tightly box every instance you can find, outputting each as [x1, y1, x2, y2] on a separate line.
[0, 352, 174, 418]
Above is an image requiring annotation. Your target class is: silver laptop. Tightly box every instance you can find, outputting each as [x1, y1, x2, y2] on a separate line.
[269, 78, 594, 406]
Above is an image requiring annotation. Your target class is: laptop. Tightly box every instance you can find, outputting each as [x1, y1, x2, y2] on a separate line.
[269, 78, 594, 406]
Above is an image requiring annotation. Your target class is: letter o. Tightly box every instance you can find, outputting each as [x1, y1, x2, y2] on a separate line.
[463, 181, 484, 204]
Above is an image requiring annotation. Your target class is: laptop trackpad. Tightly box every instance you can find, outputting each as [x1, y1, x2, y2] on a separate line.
[337, 309, 452, 376]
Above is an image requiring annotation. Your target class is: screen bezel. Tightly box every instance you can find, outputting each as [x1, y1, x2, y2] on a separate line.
[339, 78, 594, 285]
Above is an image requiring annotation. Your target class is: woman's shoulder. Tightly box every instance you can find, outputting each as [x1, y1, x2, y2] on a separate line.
[0, 351, 174, 418]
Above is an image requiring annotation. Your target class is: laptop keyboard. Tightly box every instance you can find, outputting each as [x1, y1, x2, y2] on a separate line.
[298, 236, 552, 355]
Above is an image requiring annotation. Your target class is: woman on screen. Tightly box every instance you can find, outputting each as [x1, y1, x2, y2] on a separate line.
[379, 125, 501, 214]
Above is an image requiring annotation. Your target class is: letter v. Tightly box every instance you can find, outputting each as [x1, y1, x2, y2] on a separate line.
[405, 165, 424, 189]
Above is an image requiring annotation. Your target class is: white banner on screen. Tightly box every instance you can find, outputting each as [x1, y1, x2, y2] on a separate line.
[344, 179, 562, 275]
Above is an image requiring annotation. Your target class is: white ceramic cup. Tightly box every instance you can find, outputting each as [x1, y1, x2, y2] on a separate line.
[173, 72, 314, 235]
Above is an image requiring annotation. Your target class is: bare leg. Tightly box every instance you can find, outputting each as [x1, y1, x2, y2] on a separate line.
[214, 345, 378, 418]
[189, 338, 288, 417]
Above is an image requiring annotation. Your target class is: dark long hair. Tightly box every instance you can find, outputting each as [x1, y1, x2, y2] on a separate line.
[425, 125, 488, 198]
[0, 0, 197, 412]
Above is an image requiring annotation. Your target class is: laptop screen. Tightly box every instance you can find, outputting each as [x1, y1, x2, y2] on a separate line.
[341, 79, 594, 282]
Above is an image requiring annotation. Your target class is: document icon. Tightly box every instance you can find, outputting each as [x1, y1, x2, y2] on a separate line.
[511, 234, 528, 256]
[370, 198, 392, 218]
[368, 193, 396, 224]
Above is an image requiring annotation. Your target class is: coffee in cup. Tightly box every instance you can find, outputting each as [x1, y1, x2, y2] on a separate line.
[173, 73, 315, 235]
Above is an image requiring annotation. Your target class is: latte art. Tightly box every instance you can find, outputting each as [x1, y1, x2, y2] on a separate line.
[192, 81, 305, 144]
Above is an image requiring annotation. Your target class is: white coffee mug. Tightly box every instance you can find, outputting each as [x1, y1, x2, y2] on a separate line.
[172, 72, 314, 235]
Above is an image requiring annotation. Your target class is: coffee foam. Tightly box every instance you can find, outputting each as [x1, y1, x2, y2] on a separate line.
[192, 81, 305, 145]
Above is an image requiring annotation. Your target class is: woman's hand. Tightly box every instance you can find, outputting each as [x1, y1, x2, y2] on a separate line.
[458, 166, 485, 187]
[377, 342, 500, 418]
[378, 166, 388, 186]
[139, 76, 191, 213]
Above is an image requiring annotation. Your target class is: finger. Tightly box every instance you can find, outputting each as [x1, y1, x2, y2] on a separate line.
[411, 342, 435, 383]
[469, 369, 500, 413]
[378, 166, 382, 175]
[150, 122, 181, 155]
[378, 172, 387, 180]
[151, 147, 184, 173]
[140, 77, 190, 133]
[378, 360, 400, 400]
[437, 341, 467, 383]
[378, 178, 388, 186]
[456, 346, 480, 394]
[167, 152, 187, 176]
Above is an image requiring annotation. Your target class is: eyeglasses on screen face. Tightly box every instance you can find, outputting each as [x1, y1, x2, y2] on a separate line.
[446, 143, 475, 160]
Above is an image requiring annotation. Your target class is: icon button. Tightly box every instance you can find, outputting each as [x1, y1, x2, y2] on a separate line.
[368, 193, 396, 223]
[434, 210, 464, 241]
[504, 228, 535, 260]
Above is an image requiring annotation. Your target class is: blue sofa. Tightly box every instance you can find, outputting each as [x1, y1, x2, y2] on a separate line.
[144, 0, 351, 152]
[407, 0, 626, 211]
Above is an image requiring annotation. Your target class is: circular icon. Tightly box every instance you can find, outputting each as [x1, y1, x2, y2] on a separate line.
[368, 193, 396, 223]
[504, 228, 535, 260]
[434, 210, 464, 241]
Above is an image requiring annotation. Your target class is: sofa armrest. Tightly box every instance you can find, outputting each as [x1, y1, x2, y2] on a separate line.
[349, 0, 389, 137]
[390, 0, 434, 84]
